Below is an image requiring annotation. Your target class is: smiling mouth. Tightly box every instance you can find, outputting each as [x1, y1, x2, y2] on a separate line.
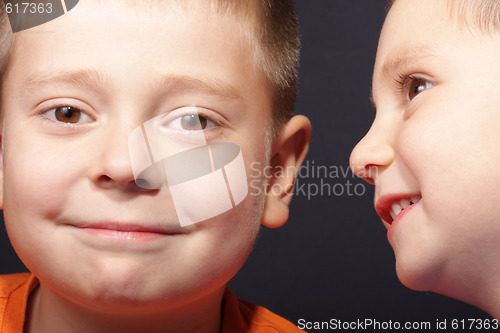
[388, 195, 421, 223]
[376, 194, 422, 225]
[69, 222, 184, 242]
[80, 228, 168, 241]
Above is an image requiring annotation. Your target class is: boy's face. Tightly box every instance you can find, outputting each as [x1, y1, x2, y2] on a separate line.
[2, 1, 273, 308]
[351, 0, 500, 295]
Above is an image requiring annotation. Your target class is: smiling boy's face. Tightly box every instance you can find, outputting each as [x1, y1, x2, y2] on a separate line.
[1, 0, 275, 311]
[350, 0, 500, 301]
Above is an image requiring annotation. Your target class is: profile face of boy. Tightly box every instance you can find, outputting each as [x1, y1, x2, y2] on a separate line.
[0, 0, 306, 318]
[350, 0, 500, 305]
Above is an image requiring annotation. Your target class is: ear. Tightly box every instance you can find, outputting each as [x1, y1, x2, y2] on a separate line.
[261, 115, 311, 228]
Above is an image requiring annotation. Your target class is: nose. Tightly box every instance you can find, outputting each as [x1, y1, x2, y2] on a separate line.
[350, 117, 395, 184]
[92, 120, 154, 191]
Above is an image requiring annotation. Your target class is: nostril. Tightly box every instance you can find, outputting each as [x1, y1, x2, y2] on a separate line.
[365, 164, 380, 182]
[134, 163, 165, 190]
[359, 164, 380, 185]
[350, 164, 378, 185]
[351, 163, 367, 177]
[97, 174, 145, 189]
[135, 178, 150, 189]
[96, 175, 112, 183]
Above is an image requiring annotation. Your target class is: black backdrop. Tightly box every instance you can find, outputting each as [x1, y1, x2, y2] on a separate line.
[0, 0, 491, 331]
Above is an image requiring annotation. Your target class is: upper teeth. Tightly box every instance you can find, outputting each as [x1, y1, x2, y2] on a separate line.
[389, 196, 421, 220]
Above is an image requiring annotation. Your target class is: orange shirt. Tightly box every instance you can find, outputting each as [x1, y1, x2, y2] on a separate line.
[0, 273, 37, 333]
[0, 273, 303, 333]
[220, 288, 304, 333]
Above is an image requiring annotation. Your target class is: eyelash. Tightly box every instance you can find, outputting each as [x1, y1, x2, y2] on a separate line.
[395, 73, 409, 89]
[395, 72, 415, 97]
[37, 104, 95, 127]
[394, 73, 435, 103]
[162, 107, 222, 131]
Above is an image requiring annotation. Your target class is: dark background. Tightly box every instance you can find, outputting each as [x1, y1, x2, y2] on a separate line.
[0, 1, 491, 331]
[230, 0, 492, 329]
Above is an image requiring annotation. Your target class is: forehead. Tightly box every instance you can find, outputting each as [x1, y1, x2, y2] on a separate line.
[373, 0, 460, 82]
[88, 0, 259, 38]
[5, 0, 263, 104]
[121, 0, 256, 14]
[377, 1, 447, 60]
[7, 0, 259, 67]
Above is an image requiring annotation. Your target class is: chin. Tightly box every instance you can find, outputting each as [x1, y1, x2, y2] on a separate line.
[394, 255, 443, 292]
[79, 279, 187, 314]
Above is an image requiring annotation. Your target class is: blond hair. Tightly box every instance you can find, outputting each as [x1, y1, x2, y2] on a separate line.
[0, 0, 299, 132]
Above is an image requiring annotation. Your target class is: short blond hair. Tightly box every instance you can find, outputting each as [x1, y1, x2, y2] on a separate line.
[389, 0, 500, 33]
[0, 0, 300, 132]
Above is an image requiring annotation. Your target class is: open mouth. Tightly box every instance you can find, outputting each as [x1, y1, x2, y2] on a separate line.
[388, 195, 421, 223]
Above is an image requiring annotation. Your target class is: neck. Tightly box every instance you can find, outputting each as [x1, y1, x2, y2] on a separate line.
[25, 283, 225, 333]
[432, 261, 500, 320]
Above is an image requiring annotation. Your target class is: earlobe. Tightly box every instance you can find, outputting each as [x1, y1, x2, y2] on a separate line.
[261, 115, 311, 228]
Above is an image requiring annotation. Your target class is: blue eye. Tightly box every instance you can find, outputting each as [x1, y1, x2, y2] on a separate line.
[43, 106, 93, 125]
[182, 114, 207, 130]
[165, 114, 217, 131]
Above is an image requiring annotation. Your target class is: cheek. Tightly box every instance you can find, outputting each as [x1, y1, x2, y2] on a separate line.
[398, 101, 500, 233]
[198, 146, 268, 269]
[3, 138, 87, 218]
[201, 197, 261, 266]
[1, 121, 92, 255]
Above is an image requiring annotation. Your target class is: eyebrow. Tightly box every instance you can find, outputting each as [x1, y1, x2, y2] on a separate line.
[24, 69, 108, 95]
[151, 75, 244, 102]
[380, 45, 437, 79]
[23, 69, 244, 103]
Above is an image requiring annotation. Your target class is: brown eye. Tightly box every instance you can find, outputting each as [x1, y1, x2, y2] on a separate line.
[406, 77, 434, 101]
[180, 114, 208, 130]
[42, 105, 93, 125]
[55, 106, 82, 123]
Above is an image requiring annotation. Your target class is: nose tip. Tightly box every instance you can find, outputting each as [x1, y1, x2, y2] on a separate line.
[95, 152, 140, 190]
[93, 124, 156, 191]
[350, 144, 374, 185]
[350, 128, 395, 184]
